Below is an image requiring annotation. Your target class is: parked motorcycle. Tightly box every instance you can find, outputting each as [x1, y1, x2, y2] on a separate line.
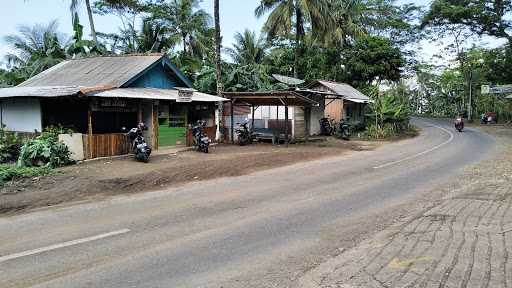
[454, 116, 464, 132]
[339, 118, 351, 140]
[235, 122, 252, 146]
[320, 118, 334, 136]
[123, 122, 151, 163]
[192, 120, 210, 153]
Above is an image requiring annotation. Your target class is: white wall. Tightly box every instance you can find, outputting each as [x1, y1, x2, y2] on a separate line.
[59, 133, 85, 161]
[251, 106, 295, 120]
[0, 98, 42, 132]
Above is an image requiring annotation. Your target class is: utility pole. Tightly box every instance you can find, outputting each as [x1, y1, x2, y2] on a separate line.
[468, 69, 473, 121]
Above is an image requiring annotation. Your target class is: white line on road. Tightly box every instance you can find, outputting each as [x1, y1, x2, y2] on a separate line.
[0, 229, 130, 264]
[373, 121, 455, 169]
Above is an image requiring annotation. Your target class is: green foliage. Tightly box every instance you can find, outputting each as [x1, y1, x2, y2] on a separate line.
[343, 35, 405, 86]
[363, 122, 416, 139]
[367, 89, 411, 130]
[67, 13, 105, 58]
[422, 0, 512, 42]
[0, 165, 51, 185]
[17, 126, 74, 168]
[0, 129, 22, 163]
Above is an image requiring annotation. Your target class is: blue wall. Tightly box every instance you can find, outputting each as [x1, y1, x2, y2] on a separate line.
[128, 63, 186, 89]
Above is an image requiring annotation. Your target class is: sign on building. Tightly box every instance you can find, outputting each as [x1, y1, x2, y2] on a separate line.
[177, 88, 195, 103]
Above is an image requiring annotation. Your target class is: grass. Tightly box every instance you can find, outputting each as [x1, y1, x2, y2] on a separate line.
[0, 164, 51, 185]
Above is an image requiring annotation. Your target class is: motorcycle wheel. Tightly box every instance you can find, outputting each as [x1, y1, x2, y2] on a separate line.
[203, 145, 209, 153]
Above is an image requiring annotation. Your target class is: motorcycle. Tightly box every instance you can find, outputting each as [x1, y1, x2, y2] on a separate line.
[192, 120, 210, 153]
[123, 122, 151, 163]
[235, 122, 252, 146]
[320, 117, 334, 136]
[339, 118, 351, 140]
[454, 116, 464, 132]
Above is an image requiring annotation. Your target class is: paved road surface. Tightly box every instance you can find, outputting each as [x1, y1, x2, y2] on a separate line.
[0, 118, 496, 288]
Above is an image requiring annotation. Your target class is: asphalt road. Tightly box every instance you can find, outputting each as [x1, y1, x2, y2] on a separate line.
[0, 118, 496, 288]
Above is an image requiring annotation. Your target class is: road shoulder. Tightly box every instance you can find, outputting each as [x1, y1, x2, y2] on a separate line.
[296, 126, 511, 288]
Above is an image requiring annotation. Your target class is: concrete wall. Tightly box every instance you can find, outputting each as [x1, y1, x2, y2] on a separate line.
[0, 98, 42, 132]
[59, 133, 85, 161]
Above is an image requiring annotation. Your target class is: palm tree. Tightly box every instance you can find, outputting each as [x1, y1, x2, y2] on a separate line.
[226, 30, 266, 65]
[4, 21, 67, 78]
[255, 0, 331, 77]
[70, 0, 98, 44]
[328, 0, 367, 47]
[151, 0, 211, 56]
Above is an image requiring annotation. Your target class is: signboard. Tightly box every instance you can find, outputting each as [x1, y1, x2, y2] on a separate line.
[91, 98, 137, 112]
[177, 88, 194, 103]
[481, 84, 512, 94]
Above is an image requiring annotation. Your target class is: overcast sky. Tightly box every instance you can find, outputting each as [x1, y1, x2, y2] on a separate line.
[0, 0, 506, 67]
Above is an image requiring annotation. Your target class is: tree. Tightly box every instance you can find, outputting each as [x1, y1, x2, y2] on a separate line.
[342, 35, 404, 86]
[255, 0, 331, 77]
[70, 0, 98, 44]
[422, 0, 512, 44]
[3, 21, 67, 80]
[150, 0, 212, 56]
[225, 30, 266, 65]
[214, 0, 223, 141]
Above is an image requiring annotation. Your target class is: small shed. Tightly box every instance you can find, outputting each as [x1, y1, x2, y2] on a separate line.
[306, 80, 371, 124]
[222, 91, 319, 144]
[0, 54, 226, 159]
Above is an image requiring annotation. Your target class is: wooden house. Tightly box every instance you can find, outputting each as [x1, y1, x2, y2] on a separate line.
[0, 54, 226, 160]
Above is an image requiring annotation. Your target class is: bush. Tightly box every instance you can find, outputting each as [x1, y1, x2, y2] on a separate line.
[362, 122, 417, 140]
[17, 126, 74, 168]
[0, 128, 22, 163]
[0, 164, 51, 184]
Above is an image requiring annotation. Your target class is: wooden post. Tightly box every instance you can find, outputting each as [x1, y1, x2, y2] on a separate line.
[137, 100, 143, 123]
[251, 105, 255, 134]
[284, 102, 289, 148]
[304, 106, 309, 142]
[87, 102, 93, 159]
[230, 99, 234, 144]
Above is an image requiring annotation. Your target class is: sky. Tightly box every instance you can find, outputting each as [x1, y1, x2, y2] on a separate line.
[0, 0, 506, 68]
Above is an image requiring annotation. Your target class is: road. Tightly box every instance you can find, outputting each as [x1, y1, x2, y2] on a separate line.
[0, 118, 496, 288]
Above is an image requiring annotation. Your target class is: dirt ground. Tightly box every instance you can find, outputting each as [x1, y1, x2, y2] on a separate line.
[297, 125, 512, 288]
[0, 138, 378, 216]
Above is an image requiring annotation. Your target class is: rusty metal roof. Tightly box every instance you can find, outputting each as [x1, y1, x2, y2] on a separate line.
[222, 91, 319, 106]
[0, 86, 82, 98]
[18, 54, 165, 88]
[311, 80, 370, 103]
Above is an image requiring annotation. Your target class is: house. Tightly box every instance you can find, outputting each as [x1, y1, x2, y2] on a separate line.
[308, 80, 371, 124]
[0, 54, 226, 159]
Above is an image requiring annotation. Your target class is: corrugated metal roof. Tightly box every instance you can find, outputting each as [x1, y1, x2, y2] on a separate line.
[314, 80, 370, 103]
[88, 88, 228, 102]
[0, 86, 82, 98]
[18, 55, 164, 88]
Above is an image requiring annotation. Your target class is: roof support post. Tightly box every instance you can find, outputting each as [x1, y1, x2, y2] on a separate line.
[230, 99, 234, 144]
[87, 100, 93, 159]
[251, 104, 255, 134]
[284, 99, 289, 148]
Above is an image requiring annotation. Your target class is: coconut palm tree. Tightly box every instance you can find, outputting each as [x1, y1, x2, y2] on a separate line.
[255, 0, 331, 77]
[151, 0, 211, 56]
[226, 30, 266, 65]
[4, 21, 67, 78]
[328, 0, 367, 47]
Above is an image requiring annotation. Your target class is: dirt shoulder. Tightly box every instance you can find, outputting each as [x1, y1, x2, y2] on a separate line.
[0, 139, 377, 216]
[297, 125, 512, 288]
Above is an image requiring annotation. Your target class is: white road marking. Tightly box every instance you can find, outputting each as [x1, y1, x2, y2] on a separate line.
[0, 229, 130, 264]
[373, 121, 455, 169]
